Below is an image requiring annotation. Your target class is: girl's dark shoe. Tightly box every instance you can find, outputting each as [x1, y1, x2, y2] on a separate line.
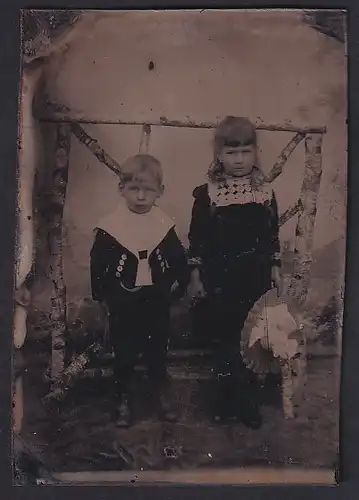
[237, 398, 262, 430]
[212, 373, 236, 423]
[236, 366, 263, 429]
[212, 372, 262, 429]
[115, 395, 132, 428]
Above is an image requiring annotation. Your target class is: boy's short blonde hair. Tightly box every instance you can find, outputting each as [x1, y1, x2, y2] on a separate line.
[119, 154, 163, 185]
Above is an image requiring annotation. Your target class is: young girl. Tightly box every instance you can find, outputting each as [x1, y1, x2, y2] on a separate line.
[188, 116, 281, 429]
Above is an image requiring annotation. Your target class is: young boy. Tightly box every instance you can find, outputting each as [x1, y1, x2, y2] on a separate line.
[90, 154, 189, 427]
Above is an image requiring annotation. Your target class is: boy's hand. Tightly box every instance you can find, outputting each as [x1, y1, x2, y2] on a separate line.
[188, 275, 206, 299]
[171, 281, 179, 293]
[170, 280, 186, 301]
[99, 301, 110, 350]
[271, 266, 282, 297]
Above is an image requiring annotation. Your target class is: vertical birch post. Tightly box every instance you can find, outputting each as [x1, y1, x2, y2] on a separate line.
[289, 133, 323, 304]
[44, 124, 121, 404]
[49, 123, 71, 380]
[285, 133, 323, 417]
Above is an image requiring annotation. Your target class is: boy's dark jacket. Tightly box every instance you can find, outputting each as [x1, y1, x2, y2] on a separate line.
[90, 205, 189, 304]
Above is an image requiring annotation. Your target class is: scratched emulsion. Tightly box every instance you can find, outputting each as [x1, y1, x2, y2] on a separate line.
[16, 10, 345, 481]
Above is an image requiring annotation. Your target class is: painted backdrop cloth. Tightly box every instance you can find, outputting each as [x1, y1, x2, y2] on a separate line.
[94, 202, 175, 286]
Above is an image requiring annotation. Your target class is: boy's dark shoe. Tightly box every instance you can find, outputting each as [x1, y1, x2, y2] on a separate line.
[157, 382, 179, 423]
[158, 399, 179, 422]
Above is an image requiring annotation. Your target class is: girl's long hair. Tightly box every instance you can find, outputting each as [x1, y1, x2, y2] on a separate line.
[208, 116, 266, 188]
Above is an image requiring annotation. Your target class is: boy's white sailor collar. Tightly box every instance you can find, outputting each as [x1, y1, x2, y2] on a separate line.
[94, 202, 175, 257]
[208, 177, 273, 207]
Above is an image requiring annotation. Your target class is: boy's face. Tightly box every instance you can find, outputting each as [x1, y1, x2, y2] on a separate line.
[219, 144, 256, 178]
[120, 175, 163, 214]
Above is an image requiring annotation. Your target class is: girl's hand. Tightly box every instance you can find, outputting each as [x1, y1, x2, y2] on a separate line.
[271, 266, 282, 297]
[189, 280, 206, 299]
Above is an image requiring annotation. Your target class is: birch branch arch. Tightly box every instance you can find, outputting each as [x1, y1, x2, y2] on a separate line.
[17, 10, 326, 428]
[36, 112, 325, 419]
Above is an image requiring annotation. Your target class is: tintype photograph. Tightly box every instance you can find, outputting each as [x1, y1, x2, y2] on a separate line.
[13, 9, 346, 485]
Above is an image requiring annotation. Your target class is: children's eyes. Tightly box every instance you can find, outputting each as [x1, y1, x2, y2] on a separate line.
[129, 186, 156, 193]
[226, 149, 251, 155]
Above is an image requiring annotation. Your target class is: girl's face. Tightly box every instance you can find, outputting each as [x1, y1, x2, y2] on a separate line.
[120, 175, 163, 214]
[218, 144, 256, 178]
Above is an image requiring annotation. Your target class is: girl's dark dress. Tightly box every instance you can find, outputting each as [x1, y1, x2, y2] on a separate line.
[188, 177, 281, 421]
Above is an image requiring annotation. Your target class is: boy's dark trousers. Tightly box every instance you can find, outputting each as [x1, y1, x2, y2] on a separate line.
[107, 286, 171, 411]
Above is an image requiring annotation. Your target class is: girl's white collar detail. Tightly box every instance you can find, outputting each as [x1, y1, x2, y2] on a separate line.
[208, 177, 273, 207]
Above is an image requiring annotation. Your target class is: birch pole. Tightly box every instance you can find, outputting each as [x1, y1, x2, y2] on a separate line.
[289, 133, 323, 305]
[43, 124, 122, 404]
[139, 124, 152, 154]
[266, 132, 305, 183]
[43, 341, 105, 405]
[71, 122, 121, 175]
[281, 134, 323, 418]
[49, 124, 71, 380]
